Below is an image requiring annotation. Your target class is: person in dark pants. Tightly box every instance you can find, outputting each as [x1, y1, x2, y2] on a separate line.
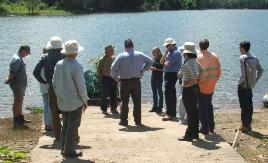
[97, 45, 118, 114]
[160, 38, 182, 121]
[197, 39, 221, 135]
[178, 42, 203, 141]
[111, 39, 153, 126]
[4, 45, 31, 128]
[237, 41, 263, 133]
[149, 47, 163, 113]
[53, 40, 88, 158]
[33, 36, 64, 141]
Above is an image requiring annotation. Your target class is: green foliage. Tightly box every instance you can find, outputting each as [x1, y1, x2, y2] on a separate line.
[0, 146, 27, 162]
[32, 107, 44, 114]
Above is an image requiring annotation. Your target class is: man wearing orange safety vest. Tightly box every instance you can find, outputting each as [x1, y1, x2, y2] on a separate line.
[197, 39, 221, 135]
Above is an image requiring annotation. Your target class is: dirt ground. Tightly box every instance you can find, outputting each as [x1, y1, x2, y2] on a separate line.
[215, 108, 268, 162]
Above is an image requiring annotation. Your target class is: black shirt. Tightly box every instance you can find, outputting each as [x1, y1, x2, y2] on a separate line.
[151, 57, 163, 80]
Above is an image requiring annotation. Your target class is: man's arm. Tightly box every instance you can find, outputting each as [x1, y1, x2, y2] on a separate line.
[97, 59, 103, 77]
[256, 59, 264, 82]
[74, 66, 88, 107]
[142, 53, 153, 72]
[5, 58, 20, 84]
[33, 57, 47, 84]
[110, 56, 120, 80]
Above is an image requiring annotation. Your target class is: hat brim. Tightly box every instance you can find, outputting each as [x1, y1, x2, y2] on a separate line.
[47, 41, 64, 49]
[61, 46, 84, 55]
[163, 42, 176, 47]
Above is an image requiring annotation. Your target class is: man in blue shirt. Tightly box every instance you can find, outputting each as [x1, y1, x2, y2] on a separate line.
[5, 45, 31, 128]
[111, 39, 153, 126]
[160, 38, 182, 121]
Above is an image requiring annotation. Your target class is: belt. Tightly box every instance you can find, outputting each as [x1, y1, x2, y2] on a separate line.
[120, 78, 140, 81]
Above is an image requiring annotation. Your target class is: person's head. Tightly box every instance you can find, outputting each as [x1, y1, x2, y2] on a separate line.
[105, 45, 115, 57]
[18, 45, 31, 58]
[199, 38, 209, 51]
[61, 40, 84, 59]
[163, 38, 176, 52]
[124, 39, 134, 49]
[47, 36, 63, 50]
[180, 42, 197, 59]
[239, 41, 250, 54]
[152, 47, 162, 59]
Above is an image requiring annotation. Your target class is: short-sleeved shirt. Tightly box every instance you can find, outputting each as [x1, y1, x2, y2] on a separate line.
[97, 55, 115, 77]
[9, 54, 27, 87]
[151, 57, 163, 80]
[163, 47, 182, 73]
[180, 59, 203, 86]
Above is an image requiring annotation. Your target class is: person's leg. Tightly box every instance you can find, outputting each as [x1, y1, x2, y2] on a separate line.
[164, 73, 171, 115]
[207, 94, 215, 132]
[48, 87, 61, 140]
[151, 77, 158, 111]
[157, 78, 163, 112]
[170, 73, 178, 117]
[10, 85, 25, 127]
[238, 86, 250, 127]
[131, 79, 142, 125]
[64, 108, 82, 156]
[120, 81, 130, 125]
[101, 77, 109, 113]
[61, 112, 68, 155]
[43, 94, 52, 127]
[178, 95, 187, 122]
[110, 78, 118, 112]
[247, 89, 253, 127]
[198, 93, 209, 134]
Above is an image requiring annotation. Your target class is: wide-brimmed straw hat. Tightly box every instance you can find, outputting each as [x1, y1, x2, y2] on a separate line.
[179, 42, 198, 54]
[47, 36, 63, 49]
[163, 38, 176, 47]
[61, 40, 84, 55]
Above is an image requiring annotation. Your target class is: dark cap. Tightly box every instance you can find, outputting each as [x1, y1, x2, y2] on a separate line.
[19, 45, 31, 54]
[124, 39, 134, 47]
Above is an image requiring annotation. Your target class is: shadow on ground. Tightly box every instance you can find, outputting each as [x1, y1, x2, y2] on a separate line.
[119, 124, 164, 132]
[103, 113, 120, 119]
[61, 158, 94, 163]
[192, 133, 225, 150]
[245, 130, 268, 140]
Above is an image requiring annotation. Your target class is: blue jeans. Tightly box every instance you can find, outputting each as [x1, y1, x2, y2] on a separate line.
[164, 72, 177, 117]
[42, 93, 52, 126]
[198, 93, 214, 133]
[238, 86, 253, 126]
[151, 77, 163, 109]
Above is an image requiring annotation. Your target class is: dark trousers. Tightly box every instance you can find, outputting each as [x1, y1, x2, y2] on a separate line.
[238, 86, 253, 126]
[151, 77, 163, 109]
[48, 86, 62, 140]
[164, 72, 177, 117]
[182, 84, 199, 138]
[198, 93, 215, 133]
[120, 78, 141, 124]
[61, 107, 82, 155]
[101, 76, 118, 112]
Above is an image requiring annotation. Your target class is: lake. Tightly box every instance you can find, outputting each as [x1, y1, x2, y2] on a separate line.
[0, 10, 267, 117]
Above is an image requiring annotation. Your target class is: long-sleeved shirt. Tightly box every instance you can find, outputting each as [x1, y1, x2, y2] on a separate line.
[97, 55, 115, 77]
[110, 48, 153, 80]
[9, 54, 27, 87]
[163, 46, 182, 73]
[33, 49, 64, 86]
[238, 52, 263, 89]
[52, 58, 88, 112]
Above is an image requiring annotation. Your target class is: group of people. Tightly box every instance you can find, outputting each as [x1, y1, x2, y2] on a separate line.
[4, 36, 263, 158]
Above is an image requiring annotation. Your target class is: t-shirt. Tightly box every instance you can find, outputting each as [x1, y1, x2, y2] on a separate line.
[9, 54, 27, 87]
[179, 59, 203, 86]
[151, 57, 163, 80]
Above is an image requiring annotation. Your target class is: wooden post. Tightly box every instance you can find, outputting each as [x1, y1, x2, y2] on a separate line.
[232, 130, 242, 148]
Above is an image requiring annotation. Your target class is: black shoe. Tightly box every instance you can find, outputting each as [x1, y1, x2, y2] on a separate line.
[156, 108, 162, 113]
[178, 136, 193, 142]
[199, 129, 209, 135]
[20, 115, 31, 123]
[119, 121, 128, 126]
[193, 134, 199, 139]
[63, 150, 83, 158]
[101, 111, 108, 114]
[149, 107, 157, 112]
[135, 122, 142, 126]
[111, 109, 119, 114]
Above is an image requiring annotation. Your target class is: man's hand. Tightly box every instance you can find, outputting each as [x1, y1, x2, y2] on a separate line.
[151, 67, 157, 71]
[4, 78, 10, 84]
[82, 104, 87, 112]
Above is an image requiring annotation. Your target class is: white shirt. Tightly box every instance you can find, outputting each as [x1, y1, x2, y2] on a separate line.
[52, 58, 88, 112]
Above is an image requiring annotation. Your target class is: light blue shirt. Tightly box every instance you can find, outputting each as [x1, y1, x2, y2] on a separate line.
[164, 46, 182, 73]
[111, 48, 153, 80]
[52, 58, 88, 112]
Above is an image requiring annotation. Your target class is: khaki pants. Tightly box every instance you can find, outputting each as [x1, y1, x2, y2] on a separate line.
[48, 86, 62, 140]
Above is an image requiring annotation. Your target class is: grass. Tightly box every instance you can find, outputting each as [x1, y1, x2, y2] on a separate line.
[0, 146, 28, 163]
[31, 107, 44, 114]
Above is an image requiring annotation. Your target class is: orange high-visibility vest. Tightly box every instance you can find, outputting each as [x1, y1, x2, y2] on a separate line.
[197, 50, 221, 94]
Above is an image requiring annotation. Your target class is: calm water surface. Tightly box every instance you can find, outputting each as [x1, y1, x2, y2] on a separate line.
[0, 10, 268, 116]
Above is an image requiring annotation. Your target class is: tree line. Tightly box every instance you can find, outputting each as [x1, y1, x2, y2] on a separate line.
[1, 0, 268, 14]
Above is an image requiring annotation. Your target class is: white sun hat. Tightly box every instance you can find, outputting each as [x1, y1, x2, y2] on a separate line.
[61, 40, 84, 55]
[163, 38, 176, 47]
[47, 36, 63, 49]
[179, 42, 198, 54]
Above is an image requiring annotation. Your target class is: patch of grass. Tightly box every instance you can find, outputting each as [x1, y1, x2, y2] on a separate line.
[31, 107, 43, 114]
[0, 146, 28, 162]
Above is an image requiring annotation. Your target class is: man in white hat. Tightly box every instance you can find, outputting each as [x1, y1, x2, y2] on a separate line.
[53, 40, 88, 158]
[33, 36, 64, 140]
[160, 38, 182, 121]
